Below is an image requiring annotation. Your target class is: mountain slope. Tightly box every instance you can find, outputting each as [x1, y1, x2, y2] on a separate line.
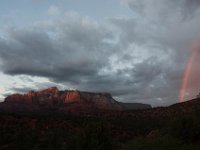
[0, 87, 151, 112]
[118, 102, 151, 110]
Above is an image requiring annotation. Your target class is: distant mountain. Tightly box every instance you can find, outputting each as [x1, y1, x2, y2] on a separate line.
[0, 87, 151, 113]
[117, 102, 152, 110]
[125, 97, 200, 119]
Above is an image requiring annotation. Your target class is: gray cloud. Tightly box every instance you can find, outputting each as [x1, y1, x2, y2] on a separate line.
[1, 1, 200, 106]
[0, 14, 112, 83]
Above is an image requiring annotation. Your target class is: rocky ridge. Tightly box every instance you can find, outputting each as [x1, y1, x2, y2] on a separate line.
[0, 87, 121, 112]
[0, 87, 152, 113]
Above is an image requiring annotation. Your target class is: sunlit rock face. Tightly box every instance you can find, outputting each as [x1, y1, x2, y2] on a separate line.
[2, 87, 153, 112]
[64, 91, 81, 103]
[5, 94, 33, 104]
[5, 87, 61, 106]
[2, 87, 123, 112]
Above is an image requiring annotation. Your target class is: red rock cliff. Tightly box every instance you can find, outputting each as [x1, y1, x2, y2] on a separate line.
[64, 91, 81, 103]
[3, 87, 122, 111]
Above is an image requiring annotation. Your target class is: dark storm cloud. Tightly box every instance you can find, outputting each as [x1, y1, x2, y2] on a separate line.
[0, 14, 112, 84]
[122, 0, 200, 103]
[105, 0, 200, 104]
[1, 1, 200, 106]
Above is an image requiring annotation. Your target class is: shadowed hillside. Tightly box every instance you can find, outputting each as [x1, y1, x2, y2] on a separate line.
[0, 88, 200, 149]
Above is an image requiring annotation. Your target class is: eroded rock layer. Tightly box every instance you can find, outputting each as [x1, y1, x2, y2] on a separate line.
[2, 87, 122, 112]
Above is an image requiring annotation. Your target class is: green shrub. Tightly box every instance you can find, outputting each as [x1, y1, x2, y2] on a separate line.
[167, 116, 200, 142]
[68, 122, 111, 150]
[119, 135, 198, 150]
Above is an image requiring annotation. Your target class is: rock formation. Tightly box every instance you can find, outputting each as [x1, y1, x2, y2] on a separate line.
[2, 87, 122, 112]
[0, 87, 152, 113]
[64, 91, 81, 103]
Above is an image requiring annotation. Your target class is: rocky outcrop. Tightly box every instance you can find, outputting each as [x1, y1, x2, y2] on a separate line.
[64, 91, 81, 103]
[5, 87, 60, 106]
[1, 87, 152, 112]
[2, 87, 123, 112]
[5, 94, 33, 104]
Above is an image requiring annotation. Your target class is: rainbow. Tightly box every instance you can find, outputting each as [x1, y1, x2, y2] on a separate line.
[179, 42, 199, 102]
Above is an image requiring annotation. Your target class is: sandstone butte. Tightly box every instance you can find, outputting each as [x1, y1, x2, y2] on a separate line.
[2, 87, 123, 112]
[0, 87, 152, 113]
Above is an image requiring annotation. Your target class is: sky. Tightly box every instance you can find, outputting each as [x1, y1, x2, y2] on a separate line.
[0, 0, 200, 106]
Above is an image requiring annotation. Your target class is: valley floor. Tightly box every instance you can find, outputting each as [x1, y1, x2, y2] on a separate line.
[0, 110, 200, 150]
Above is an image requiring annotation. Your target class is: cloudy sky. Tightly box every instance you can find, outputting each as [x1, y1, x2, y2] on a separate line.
[0, 0, 200, 106]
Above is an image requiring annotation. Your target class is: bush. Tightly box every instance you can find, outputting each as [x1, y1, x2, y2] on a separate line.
[68, 122, 111, 150]
[119, 135, 198, 150]
[167, 116, 200, 142]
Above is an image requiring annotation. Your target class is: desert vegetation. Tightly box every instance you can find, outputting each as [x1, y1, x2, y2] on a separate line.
[0, 108, 200, 150]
